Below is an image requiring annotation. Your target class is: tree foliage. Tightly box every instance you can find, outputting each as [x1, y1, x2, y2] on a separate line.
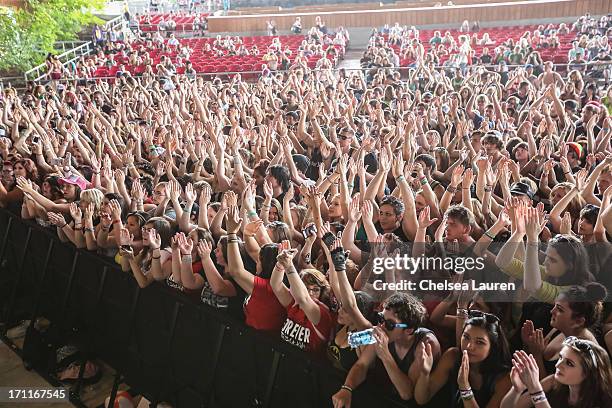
[0, 0, 104, 73]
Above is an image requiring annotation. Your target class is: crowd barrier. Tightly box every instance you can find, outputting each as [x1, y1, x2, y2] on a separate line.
[0, 209, 414, 408]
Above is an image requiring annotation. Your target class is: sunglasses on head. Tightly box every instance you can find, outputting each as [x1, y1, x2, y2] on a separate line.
[563, 336, 597, 367]
[377, 312, 409, 331]
[467, 309, 500, 324]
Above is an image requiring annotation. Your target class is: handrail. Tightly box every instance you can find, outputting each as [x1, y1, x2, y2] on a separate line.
[23, 15, 126, 83]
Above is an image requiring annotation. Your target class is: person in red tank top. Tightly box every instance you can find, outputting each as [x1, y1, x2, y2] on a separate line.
[225, 206, 287, 332]
[272, 246, 335, 354]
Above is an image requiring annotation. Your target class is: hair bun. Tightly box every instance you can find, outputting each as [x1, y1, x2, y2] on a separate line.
[584, 282, 608, 302]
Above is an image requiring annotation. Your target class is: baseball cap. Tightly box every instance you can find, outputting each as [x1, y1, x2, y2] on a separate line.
[510, 182, 534, 200]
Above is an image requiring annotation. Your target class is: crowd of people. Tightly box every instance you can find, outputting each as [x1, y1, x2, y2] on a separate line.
[3, 11, 612, 408]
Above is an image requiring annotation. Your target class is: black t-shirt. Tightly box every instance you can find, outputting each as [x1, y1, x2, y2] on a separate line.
[479, 54, 492, 64]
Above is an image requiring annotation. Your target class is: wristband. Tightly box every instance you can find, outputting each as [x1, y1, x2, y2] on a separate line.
[395, 175, 405, 182]
[460, 389, 474, 400]
[447, 186, 457, 193]
[341, 385, 353, 393]
[530, 392, 547, 404]
[484, 231, 496, 240]
[484, 185, 493, 192]
[84, 227, 95, 233]
[247, 211, 258, 217]
[456, 308, 469, 317]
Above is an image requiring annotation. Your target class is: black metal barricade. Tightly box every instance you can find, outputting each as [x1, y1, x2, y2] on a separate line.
[0, 210, 414, 408]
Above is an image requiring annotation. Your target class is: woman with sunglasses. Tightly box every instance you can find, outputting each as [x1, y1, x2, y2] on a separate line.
[501, 340, 612, 408]
[415, 311, 511, 407]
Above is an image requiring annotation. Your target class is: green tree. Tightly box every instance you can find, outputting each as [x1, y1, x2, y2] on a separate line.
[0, 0, 104, 74]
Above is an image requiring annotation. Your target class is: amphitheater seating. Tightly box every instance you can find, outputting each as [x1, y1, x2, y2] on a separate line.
[138, 13, 209, 32]
[385, 24, 576, 66]
[92, 34, 343, 78]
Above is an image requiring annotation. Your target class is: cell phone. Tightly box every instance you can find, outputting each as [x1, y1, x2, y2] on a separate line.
[302, 224, 317, 239]
[280, 240, 290, 251]
[50, 158, 63, 166]
[33, 136, 39, 143]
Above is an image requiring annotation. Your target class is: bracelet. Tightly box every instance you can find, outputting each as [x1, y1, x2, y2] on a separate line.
[484, 185, 493, 192]
[262, 203, 271, 209]
[61, 223, 68, 228]
[227, 233, 237, 239]
[420, 177, 428, 186]
[530, 392, 547, 404]
[460, 389, 474, 400]
[484, 230, 496, 240]
[447, 186, 457, 193]
[456, 308, 469, 317]
[564, 171, 571, 175]
[395, 175, 405, 182]
[340, 385, 353, 393]
[227, 239, 239, 244]
[84, 227, 95, 233]
[247, 211, 258, 217]
[529, 390, 545, 396]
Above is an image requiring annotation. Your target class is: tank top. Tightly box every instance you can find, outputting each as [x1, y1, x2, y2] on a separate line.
[327, 325, 359, 372]
[370, 328, 434, 396]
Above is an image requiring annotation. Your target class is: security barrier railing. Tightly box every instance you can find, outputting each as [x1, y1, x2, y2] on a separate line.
[0, 209, 413, 408]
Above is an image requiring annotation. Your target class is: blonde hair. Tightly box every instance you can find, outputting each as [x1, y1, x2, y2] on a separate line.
[80, 188, 104, 216]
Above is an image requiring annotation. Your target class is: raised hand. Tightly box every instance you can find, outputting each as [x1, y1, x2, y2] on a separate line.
[450, 165, 464, 187]
[457, 350, 471, 390]
[119, 227, 134, 246]
[184, 183, 197, 204]
[109, 199, 122, 222]
[146, 227, 161, 250]
[197, 239, 212, 259]
[47, 212, 66, 227]
[418, 206, 438, 230]
[177, 233, 194, 255]
[226, 204, 242, 234]
[69, 202, 82, 224]
[348, 194, 362, 223]
[276, 248, 298, 269]
[512, 351, 542, 393]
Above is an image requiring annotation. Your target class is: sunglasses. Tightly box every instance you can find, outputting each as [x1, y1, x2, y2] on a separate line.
[468, 309, 500, 324]
[377, 312, 409, 331]
[563, 336, 597, 367]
